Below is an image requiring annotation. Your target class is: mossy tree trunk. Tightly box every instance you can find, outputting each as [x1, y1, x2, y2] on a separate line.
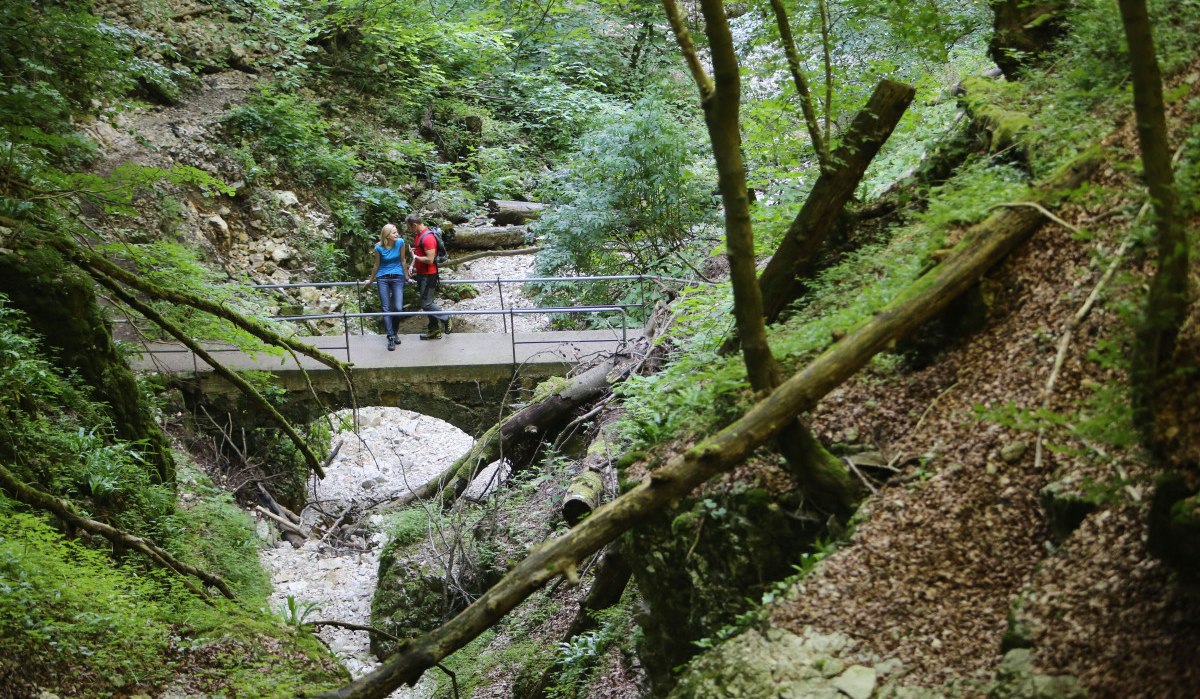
[989, 0, 1071, 79]
[0, 246, 174, 483]
[1118, 0, 1191, 446]
[665, 0, 860, 518]
[1117, 0, 1196, 576]
[757, 79, 916, 326]
[663, 0, 779, 392]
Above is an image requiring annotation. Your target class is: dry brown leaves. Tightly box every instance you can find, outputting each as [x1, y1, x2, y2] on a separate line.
[769, 71, 1200, 697]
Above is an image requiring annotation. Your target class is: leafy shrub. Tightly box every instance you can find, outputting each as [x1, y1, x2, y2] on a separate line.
[222, 89, 360, 189]
[0, 514, 174, 696]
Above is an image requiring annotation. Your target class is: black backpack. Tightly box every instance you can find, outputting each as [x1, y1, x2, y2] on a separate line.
[421, 226, 449, 265]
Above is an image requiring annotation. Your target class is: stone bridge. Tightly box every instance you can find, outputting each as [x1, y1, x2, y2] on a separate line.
[134, 329, 639, 436]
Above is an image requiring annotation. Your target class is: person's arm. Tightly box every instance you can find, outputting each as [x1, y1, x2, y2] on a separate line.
[413, 233, 436, 265]
[403, 242, 415, 275]
[363, 248, 381, 287]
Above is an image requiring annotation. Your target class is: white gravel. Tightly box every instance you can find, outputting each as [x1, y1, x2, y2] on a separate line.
[440, 253, 551, 334]
[255, 251, 536, 695]
[257, 407, 478, 696]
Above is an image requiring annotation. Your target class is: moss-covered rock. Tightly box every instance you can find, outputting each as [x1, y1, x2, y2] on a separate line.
[0, 245, 174, 483]
[621, 487, 824, 694]
[986, 649, 1085, 699]
[669, 627, 908, 699]
[1148, 473, 1200, 583]
[1039, 476, 1104, 543]
[370, 551, 451, 659]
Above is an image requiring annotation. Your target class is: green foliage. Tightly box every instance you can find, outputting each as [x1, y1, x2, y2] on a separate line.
[530, 92, 716, 323]
[545, 596, 637, 699]
[173, 465, 273, 603]
[278, 594, 323, 628]
[385, 506, 433, 549]
[0, 513, 174, 696]
[222, 88, 361, 190]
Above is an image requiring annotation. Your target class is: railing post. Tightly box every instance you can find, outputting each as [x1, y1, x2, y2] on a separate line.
[510, 307, 517, 365]
[342, 312, 352, 363]
[497, 276, 507, 334]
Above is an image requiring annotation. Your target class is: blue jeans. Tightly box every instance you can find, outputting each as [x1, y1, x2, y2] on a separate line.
[376, 275, 405, 338]
[415, 274, 448, 331]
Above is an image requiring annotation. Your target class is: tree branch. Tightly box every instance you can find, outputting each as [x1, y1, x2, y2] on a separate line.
[82, 265, 327, 479]
[0, 461, 235, 600]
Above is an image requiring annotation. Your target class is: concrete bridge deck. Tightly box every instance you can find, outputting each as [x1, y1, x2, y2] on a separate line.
[132, 329, 642, 434]
[131, 329, 641, 375]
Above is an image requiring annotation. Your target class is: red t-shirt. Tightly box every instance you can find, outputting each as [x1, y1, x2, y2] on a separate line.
[412, 226, 438, 275]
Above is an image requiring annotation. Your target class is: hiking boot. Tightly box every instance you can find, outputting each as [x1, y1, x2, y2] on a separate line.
[420, 328, 442, 341]
[386, 336, 396, 351]
[443, 318, 453, 334]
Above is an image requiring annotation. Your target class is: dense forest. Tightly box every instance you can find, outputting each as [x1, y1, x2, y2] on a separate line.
[1, 0, 1198, 697]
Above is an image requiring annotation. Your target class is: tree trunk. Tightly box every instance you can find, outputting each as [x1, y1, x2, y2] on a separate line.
[312, 149, 1101, 699]
[663, 0, 780, 392]
[988, 0, 1070, 79]
[1118, 0, 1191, 448]
[448, 225, 530, 250]
[486, 200, 547, 226]
[758, 79, 917, 325]
[392, 357, 621, 509]
[1117, 0, 1196, 578]
[769, 0, 827, 169]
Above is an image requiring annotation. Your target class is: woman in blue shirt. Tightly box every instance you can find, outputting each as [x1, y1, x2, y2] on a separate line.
[362, 223, 413, 351]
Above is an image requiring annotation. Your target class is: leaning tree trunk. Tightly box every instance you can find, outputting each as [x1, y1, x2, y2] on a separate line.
[312, 146, 1102, 699]
[391, 357, 623, 509]
[757, 79, 916, 326]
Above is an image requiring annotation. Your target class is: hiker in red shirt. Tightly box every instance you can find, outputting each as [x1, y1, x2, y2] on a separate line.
[405, 212, 451, 340]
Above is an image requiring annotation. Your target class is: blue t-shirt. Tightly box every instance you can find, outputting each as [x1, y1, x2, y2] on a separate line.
[374, 242, 406, 278]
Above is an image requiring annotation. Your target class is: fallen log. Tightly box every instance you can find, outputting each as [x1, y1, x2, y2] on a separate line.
[313, 148, 1102, 699]
[561, 470, 605, 527]
[448, 225, 529, 250]
[388, 356, 623, 510]
[442, 246, 542, 269]
[757, 79, 916, 325]
[486, 199, 547, 226]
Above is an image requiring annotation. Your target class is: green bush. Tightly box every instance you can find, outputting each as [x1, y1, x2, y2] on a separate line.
[222, 89, 360, 190]
[0, 513, 174, 696]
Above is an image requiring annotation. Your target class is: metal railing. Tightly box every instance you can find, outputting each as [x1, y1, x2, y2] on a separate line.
[143, 275, 667, 367]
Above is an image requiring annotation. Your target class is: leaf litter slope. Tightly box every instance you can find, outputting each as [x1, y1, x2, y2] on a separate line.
[772, 90, 1200, 695]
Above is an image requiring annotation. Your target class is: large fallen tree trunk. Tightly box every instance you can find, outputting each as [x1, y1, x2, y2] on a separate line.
[442, 246, 542, 269]
[390, 356, 623, 510]
[313, 149, 1101, 699]
[757, 79, 916, 325]
[486, 199, 547, 226]
[448, 225, 529, 250]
